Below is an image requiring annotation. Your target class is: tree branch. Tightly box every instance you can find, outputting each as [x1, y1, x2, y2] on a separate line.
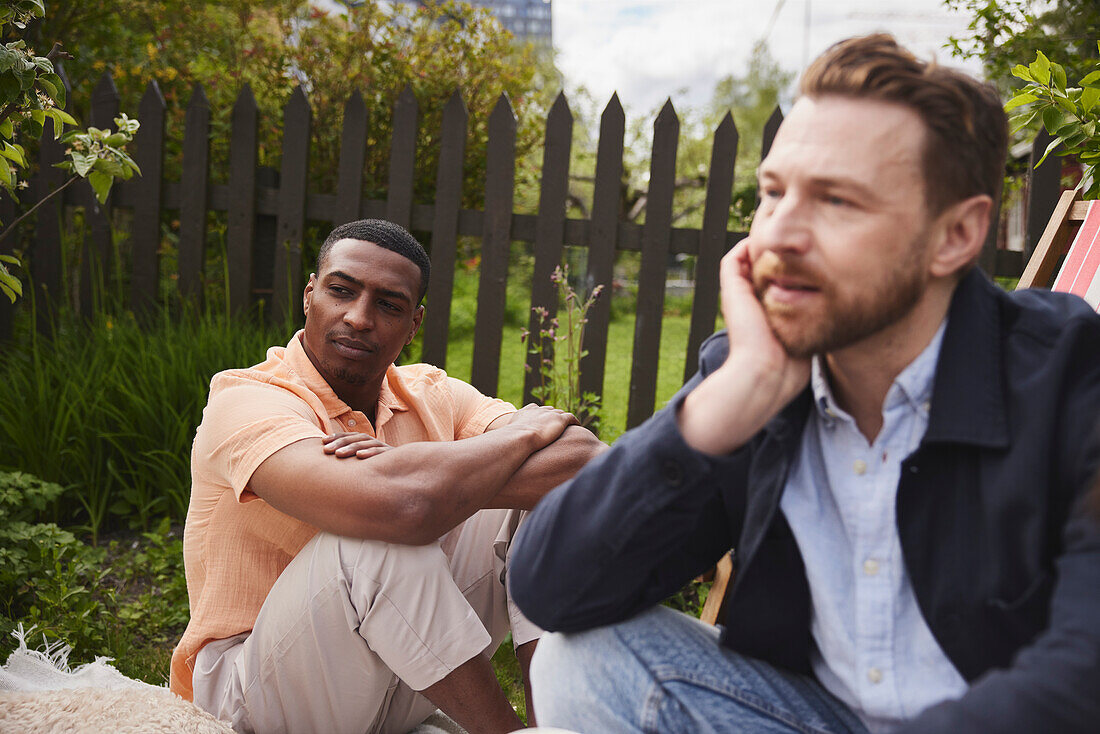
[0, 175, 79, 245]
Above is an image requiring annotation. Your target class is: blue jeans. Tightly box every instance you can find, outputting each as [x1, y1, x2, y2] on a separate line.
[530, 606, 869, 734]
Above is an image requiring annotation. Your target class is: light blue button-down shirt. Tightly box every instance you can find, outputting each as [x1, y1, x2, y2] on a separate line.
[779, 320, 968, 732]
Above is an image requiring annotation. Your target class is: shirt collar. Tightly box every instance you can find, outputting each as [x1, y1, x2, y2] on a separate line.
[810, 318, 948, 426]
[283, 331, 410, 421]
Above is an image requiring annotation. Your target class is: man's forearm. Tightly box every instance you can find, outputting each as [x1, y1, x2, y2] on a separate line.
[251, 407, 573, 544]
[489, 425, 608, 509]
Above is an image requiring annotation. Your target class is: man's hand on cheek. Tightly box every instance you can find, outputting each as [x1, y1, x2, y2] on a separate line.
[322, 432, 393, 459]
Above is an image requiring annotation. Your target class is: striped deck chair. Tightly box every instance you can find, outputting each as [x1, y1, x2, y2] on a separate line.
[1017, 189, 1100, 309]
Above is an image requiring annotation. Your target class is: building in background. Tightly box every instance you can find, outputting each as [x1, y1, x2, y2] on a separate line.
[392, 0, 552, 47]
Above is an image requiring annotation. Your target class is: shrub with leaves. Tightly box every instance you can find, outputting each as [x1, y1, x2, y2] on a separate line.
[1007, 44, 1100, 199]
[0, 0, 140, 302]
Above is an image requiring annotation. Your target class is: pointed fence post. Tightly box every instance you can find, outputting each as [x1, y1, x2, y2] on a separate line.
[685, 112, 738, 383]
[0, 195, 15, 342]
[421, 91, 467, 369]
[471, 94, 516, 397]
[1025, 128, 1061, 263]
[81, 71, 120, 320]
[627, 99, 679, 429]
[272, 86, 311, 325]
[386, 84, 419, 230]
[523, 91, 573, 405]
[31, 66, 70, 334]
[335, 90, 368, 225]
[578, 94, 625, 413]
[178, 84, 210, 308]
[131, 80, 166, 318]
[227, 84, 259, 316]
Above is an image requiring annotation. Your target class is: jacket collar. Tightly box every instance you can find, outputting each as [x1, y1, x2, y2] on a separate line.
[923, 268, 1009, 448]
[759, 268, 1009, 450]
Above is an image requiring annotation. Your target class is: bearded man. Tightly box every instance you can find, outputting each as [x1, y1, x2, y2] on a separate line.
[509, 35, 1100, 733]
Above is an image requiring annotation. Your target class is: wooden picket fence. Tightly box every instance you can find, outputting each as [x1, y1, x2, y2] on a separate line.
[0, 74, 1062, 429]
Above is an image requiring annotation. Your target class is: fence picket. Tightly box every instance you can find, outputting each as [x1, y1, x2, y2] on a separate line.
[627, 100, 679, 428]
[81, 72, 120, 320]
[523, 92, 573, 404]
[272, 86, 312, 324]
[386, 84, 418, 229]
[131, 80, 166, 317]
[1026, 128, 1060, 261]
[0, 195, 14, 340]
[685, 112, 738, 382]
[178, 84, 211, 306]
[422, 90, 467, 369]
[470, 94, 516, 397]
[335, 90, 368, 225]
[227, 84, 259, 315]
[579, 94, 625, 411]
[31, 68, 69, 334]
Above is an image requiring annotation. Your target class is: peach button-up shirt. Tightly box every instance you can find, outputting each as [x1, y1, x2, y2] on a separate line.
[170, 331, 514, 700]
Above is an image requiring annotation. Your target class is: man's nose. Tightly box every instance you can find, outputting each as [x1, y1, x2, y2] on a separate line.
[343, 300, 374, 331]
[751, 193, 812, 256]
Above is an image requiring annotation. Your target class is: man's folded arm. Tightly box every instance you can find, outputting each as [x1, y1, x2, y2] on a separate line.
[250, 408, 571, 545]
[485, 420, 609, 509]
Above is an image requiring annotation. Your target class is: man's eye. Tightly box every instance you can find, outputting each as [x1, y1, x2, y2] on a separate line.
[330, 286, 350, 296]
[824, 194, 851, 207]
[380, 301, 401, 312]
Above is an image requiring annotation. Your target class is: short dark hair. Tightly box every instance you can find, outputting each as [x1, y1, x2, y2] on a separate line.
[317, 219, 431, 303]
[800, 34, 1008, 217]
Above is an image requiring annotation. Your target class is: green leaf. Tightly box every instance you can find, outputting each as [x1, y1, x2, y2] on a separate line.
[69, 150, 94, 177]
[1034, 137, 1062, 168]
[0, 118, 11, 138]
[41, 73, 64, 107]
[1051, 62, 1067, 91]
[1041, 106, 1063, 134]
[92, 157, 125, 178]
[1030, 51, 1051, 85]
[1, 141, 25, 167]
[0, 254, 18, 265]
[1054, 96, 1078, 115]
[0, 270, 21, 303]
[28, 109, 43, 126]
[1011, 64, 1035, 82]
[1082, 86, 1100, 114]
[1081, 70, 1100, 87]
[87, 170, 112, 203]
[1004, 93, 1038, 111]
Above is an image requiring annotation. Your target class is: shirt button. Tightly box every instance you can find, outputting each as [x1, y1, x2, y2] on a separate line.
[348, 419, 356, 426]
[867, 667, 883, 684]
[853, 459, 867, 475]
[863, 559, 880, 576]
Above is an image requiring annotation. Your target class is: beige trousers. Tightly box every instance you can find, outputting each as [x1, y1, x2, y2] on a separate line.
[192, 509, 542, 734]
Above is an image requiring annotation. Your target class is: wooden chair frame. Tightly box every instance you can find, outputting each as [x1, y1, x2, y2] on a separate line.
[1017, 189, 1091, 290]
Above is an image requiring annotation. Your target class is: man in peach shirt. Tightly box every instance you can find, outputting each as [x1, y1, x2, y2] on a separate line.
[170, 219, 605, 734]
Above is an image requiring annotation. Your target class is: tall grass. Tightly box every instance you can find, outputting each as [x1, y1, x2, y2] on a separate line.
[0, 306, 295, 539]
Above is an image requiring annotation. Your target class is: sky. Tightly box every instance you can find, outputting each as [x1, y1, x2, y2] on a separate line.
[551, 0, 983, 116]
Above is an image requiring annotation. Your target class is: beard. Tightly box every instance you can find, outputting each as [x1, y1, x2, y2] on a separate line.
[752, 240, 929, 359]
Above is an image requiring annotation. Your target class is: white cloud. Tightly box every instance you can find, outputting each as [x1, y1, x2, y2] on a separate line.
[552, 0, 980, 116]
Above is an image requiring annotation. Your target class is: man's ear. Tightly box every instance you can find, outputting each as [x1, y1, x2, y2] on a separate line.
[928, 194, 993, 279]
[407, 305, 424, 346]
[303, 273, 316, 318]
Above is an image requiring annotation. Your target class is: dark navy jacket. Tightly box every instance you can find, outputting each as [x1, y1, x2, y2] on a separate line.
[510, 270, 1100, 733]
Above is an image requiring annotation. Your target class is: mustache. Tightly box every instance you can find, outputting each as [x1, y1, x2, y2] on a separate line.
[751, 256, 828, 296]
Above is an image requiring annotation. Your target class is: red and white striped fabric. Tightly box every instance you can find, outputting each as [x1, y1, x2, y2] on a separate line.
[1052, 199, 1100, 311]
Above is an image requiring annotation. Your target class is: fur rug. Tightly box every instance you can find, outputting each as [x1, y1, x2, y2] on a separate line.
[0, 686, 234, 733]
